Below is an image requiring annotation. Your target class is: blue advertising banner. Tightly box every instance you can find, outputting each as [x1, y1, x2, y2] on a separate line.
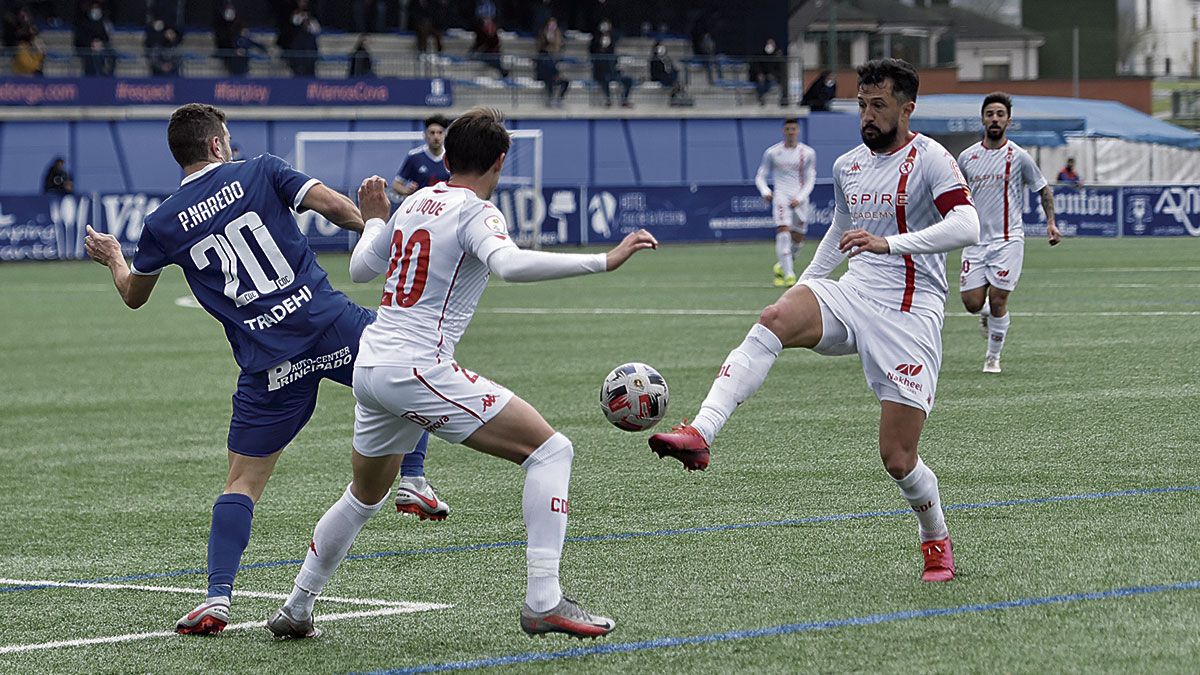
[5, 183, 1200, 262]
[579, 183, 837, 245]
[1120, 185, 1200, 236]
[0, 77, 451, 107]
[1021, 185, 1121, 238]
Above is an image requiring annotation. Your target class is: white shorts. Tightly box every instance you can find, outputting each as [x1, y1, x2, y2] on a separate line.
[960, 239, 1024, 293]
[352, 361, 515, 457]
[802, 278, 943, 415]
[773, 198, 808, 233]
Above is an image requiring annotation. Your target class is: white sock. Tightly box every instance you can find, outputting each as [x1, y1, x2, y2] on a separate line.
[522, 433, 573, 612]
[893, 458, 949, 542]
[287, 484, 390, 618]
[775, 232, 794, 278]
[691, 323, 783, 444]
[987, 312, 1010, 358]
[790, 239, 805, 263]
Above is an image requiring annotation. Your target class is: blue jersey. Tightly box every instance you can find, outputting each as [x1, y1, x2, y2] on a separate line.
[131, 154, 355, 373]
[396, 145, 449, 189]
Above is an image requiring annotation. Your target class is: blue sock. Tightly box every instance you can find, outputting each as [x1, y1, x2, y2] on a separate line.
[400, 432, 430, 478]
[206, 493, 255, 598]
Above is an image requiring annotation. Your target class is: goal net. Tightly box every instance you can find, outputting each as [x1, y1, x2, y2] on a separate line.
[294, 129, 545, 248]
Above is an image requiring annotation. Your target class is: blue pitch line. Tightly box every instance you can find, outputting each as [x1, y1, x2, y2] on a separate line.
[2, 485, 1198, 595]
[361, 579, 1200, 674]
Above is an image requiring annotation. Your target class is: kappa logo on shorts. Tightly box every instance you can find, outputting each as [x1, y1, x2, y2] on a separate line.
[895, 363, 924, 376]
[481, 394, 497, 411]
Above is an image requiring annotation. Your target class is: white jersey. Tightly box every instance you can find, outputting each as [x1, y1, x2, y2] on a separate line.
[755, 141, 817, 201]
[833, 134, 973, 316]
[957, 140, 1047, 244]
[357, 182, 516, 368]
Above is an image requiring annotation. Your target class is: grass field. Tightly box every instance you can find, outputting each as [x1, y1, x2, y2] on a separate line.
[1, 237, 1199, 674]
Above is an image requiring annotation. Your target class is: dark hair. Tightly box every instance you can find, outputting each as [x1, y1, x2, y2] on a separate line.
[167, 103, 227, 168]
[444, 107, 510, 176]
[783, 118, 798, 126]
[856, 58, 919, 103]
[982, 91, 1012, 116]
[424, 114, 451, 130]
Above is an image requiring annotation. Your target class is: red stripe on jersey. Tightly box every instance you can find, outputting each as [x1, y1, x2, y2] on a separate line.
[433, 253, 467, 363]
[934, 187, 973, 216]
[1002, 150, 1013, 241]
[895, 146, 919, 313]
[413, 367, 485, 423]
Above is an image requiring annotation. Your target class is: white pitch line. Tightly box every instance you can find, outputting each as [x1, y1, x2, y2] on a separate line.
[0, 607, 445, 655]
[481, 307, 1200, 318]
[0, 578, 452, 655]
[0, 578, 416, 607]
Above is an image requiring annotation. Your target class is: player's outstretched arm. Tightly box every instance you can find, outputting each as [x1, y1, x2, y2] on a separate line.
[483, 229, 657, 283]
[85, 225, 158, 309]
[841, 204, 979, 258]
[300, 183, 366, 234]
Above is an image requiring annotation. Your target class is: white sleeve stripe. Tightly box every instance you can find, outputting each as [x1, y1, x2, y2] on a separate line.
[130, 263, 162, 276]
[293, 178, 321, 209]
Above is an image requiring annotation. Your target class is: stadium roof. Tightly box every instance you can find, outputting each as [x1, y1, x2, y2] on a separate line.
[933, 6, 1043, 42]
[910, 94, 1200, 149]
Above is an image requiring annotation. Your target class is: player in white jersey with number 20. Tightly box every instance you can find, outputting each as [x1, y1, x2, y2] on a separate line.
[650, 59, 979, 583]
[957, 92, 1061, 373]
[756, 118, 817, 286]
[268, 108, 657, 640]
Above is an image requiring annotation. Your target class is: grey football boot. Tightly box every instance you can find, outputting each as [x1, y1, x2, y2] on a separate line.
[520, 596, 616, 639]
[266, 606, 321, 639]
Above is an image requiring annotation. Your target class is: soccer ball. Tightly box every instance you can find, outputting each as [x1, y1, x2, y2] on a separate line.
[600, 362, 669, 431]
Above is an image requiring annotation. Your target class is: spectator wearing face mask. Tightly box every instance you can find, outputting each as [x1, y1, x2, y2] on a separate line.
[649, 40, 687, 104]
[145, 16, 182, 77]
[282, 1, 320, 77]
[74, 1, 115, 76]
[750, 38, 786, 106]
[589, 19, 633, 108]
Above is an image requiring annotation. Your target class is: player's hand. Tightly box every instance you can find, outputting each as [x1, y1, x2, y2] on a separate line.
[1047, 221, 1062, 246]
[788, 198, 801, 208]
[839, 228, 890, 257]
[762, 192, 773, 204]
[357, 176, 391, 223]
[606, 229, 658, 271]
[84, 225, 123, 267]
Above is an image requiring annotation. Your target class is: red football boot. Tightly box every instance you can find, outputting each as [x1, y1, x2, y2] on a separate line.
[920, 537, 955, 582]
[647, 423, 710, 471]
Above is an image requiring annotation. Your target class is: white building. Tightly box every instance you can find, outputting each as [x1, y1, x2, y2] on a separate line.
[1119, 0, 1200, 76]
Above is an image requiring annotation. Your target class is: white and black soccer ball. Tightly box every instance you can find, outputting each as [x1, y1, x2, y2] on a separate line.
[600, 362, 669, 431]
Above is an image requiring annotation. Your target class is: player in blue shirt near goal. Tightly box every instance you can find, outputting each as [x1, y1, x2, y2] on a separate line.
[390, 114, 451, 199]
[84, 103, 448, 635]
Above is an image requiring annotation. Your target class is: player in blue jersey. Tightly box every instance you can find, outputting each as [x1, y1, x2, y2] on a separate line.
[83, 103, 447, 636]
[391, 114, 451, 198]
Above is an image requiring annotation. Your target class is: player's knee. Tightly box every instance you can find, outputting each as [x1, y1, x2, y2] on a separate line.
[757, 304, 788, 338]
[961, 295, 985, 314]
[989, 294, 1008, 315]
[879, 444, 917, 479]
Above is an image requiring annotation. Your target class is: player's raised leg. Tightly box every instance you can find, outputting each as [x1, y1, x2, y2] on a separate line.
[959, 249, 991, 339]
[649, 283, 824, 470]
[175, 451, 280, 635]
[878, 401, 954, 582]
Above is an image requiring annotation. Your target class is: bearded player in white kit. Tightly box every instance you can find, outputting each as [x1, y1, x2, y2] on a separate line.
[267, 108, 657, 639]
[957, 92, 1061, 374]
[650, 59, 979, 582]
[756, 118, 817, 286]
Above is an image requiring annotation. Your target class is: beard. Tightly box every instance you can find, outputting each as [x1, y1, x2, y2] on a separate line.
[861, 123, 898, 152]
[986, 126, 1004, 140]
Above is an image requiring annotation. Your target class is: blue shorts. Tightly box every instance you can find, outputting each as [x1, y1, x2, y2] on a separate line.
[228, 304, 375, 457]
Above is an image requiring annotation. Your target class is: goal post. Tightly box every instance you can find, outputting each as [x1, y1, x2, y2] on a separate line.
[294, 129, 545, 248]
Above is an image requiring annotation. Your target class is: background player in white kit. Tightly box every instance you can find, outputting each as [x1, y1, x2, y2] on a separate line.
[650, 59, 979, 582]
[756, 118, 817, 286]
[268, 108, 657, 639]
[957, 92, 1061, 373]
